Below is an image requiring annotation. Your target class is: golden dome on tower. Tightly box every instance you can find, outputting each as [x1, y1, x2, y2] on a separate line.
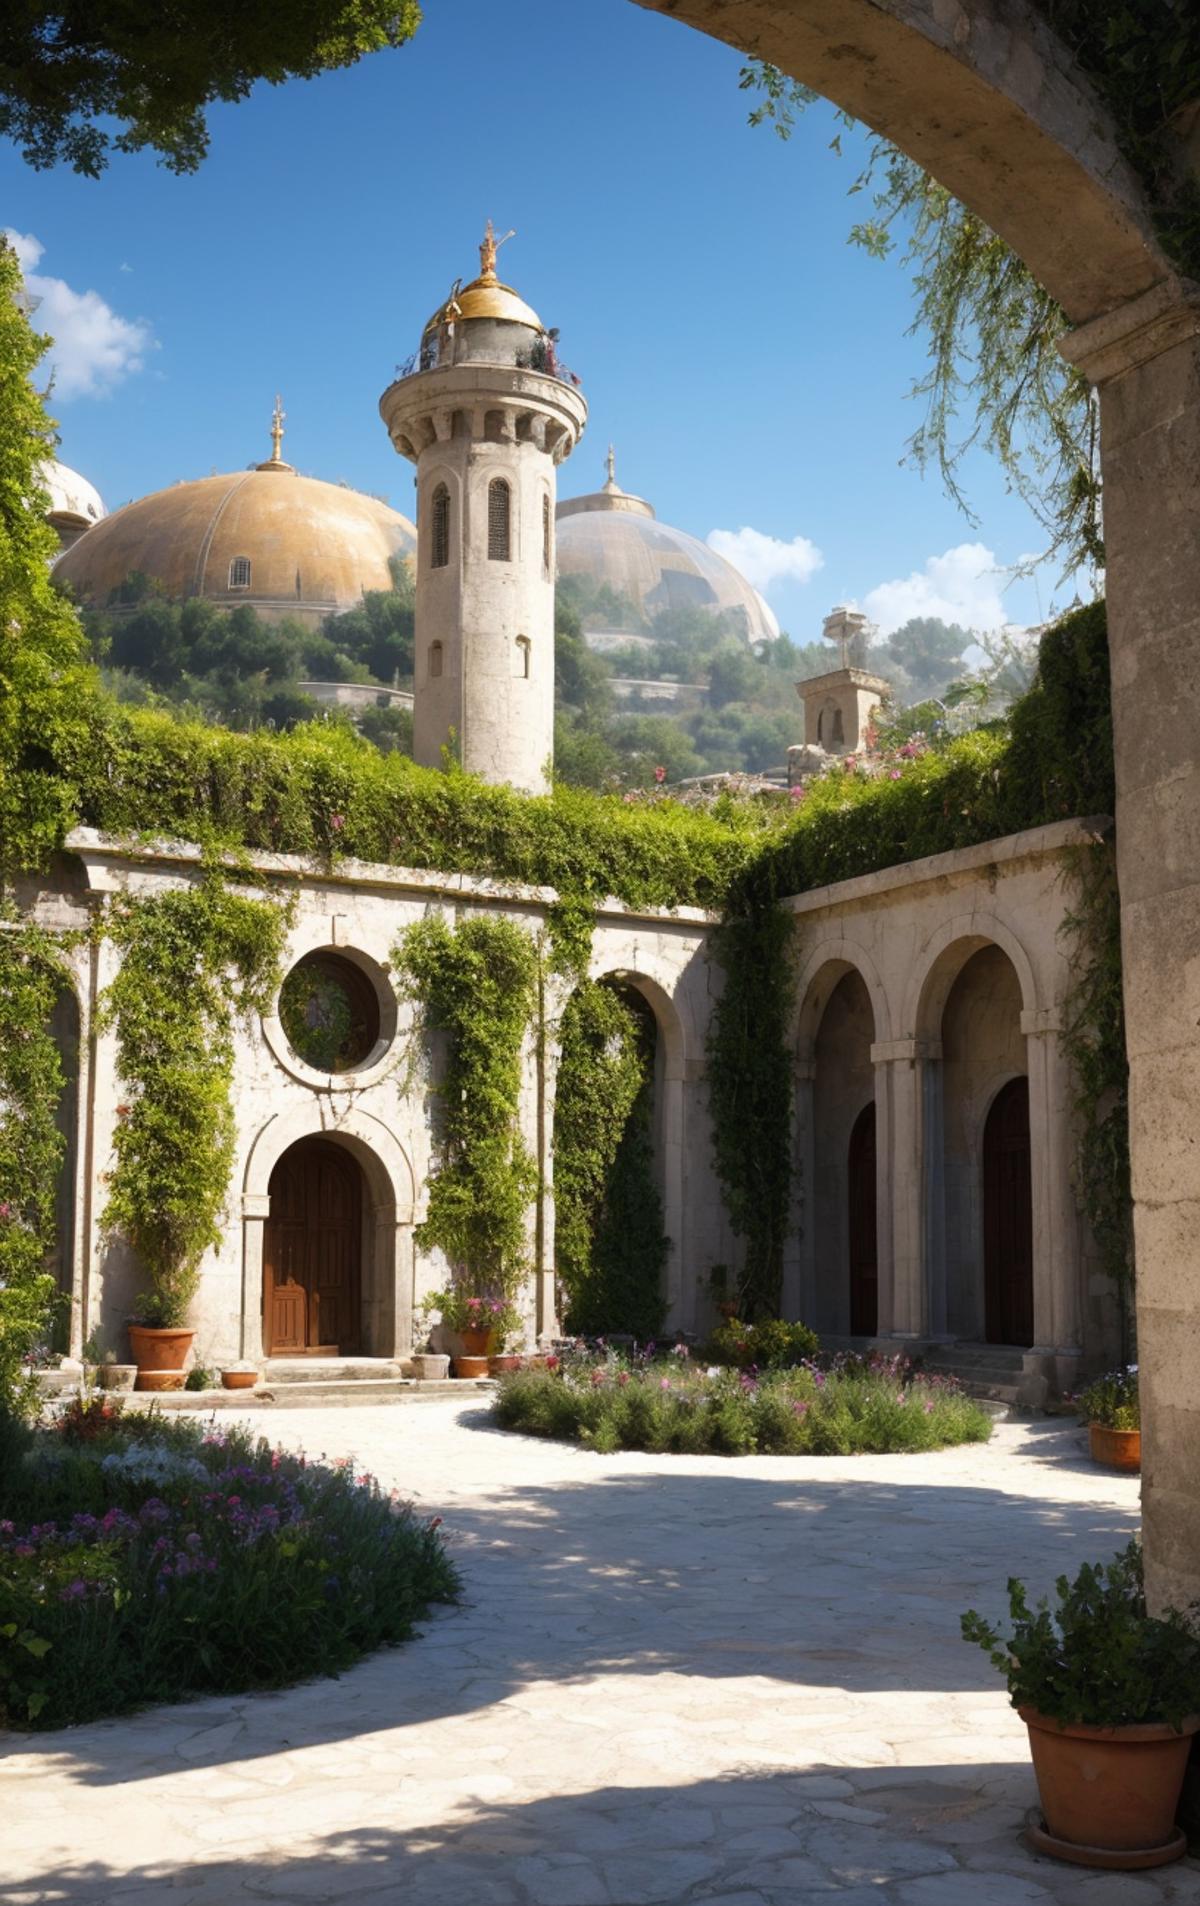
[54, 403, 416, 629]
[422, 222, 543, 336]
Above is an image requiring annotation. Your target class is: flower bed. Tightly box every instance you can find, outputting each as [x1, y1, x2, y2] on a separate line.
[0, 1402, 458, 1728]
[491, 1349, 993, 1456]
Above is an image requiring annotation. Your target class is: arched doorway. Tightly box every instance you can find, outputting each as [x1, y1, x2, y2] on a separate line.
[847, 1102, 877, 1336]
[263, 1137, 364, 1355]
[983, 1077, 1033, 1347]
[809, 965, 876, 1334]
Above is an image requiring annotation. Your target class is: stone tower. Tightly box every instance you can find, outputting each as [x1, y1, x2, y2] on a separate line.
[379, 226, 588, 793]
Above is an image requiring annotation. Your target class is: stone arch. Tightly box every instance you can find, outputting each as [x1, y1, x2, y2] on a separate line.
[808, 964, 879, 1337]
[631, 0, 1171, 323]
[906, 915, 1039, 1043]
[793, 937, 891, 1055]
[242, 1105, 416, 1362]
[583, 963, 689, 1326]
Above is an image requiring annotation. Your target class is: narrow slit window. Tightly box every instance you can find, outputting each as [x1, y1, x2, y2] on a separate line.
[542, 495, 551, 575]
[832, 707, 845, 746]
[229, 556, 252, 589]
[515, 636, 531, 680]
[488, 478, 511, 561]
[429, 641, 443, 680]
[431, 484, 450, 569]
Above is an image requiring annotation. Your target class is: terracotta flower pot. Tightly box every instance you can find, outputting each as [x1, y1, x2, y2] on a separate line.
[452, 1354, 490, 1379]
[136, 1369, 187, 1393]
[489, 1353, 522, 1375]
[1020, 1706, 1199, 1866]
[221, 1369, 258, 1391]
[459, 1326, 494, 1357]
[1089, 1424, 1141, 1471]
[128, 1325, 194, 1385]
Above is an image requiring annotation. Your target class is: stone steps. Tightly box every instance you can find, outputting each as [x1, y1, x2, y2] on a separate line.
[146, 1378, 494, 1410]
[262, 1357, 408, 1384]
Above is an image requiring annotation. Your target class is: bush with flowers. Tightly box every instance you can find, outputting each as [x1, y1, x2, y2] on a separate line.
[0, 1403, 458, 1728]
[422, 1288, 521, 1347]
[492, 1344, 992, 1457]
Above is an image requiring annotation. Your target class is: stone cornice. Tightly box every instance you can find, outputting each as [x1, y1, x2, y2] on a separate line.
[62, 828, 717, 929]
[782, 815, 1111, 920]
[1059, 280, 1200, 384]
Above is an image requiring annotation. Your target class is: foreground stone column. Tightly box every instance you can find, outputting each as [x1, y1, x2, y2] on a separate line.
[1062, 286, 1200, 1612]
[872, 1039, 941, 1337]
[1021, 1009, 1083, 1403]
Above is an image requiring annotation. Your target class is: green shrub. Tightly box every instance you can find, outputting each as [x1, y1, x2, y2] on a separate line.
[706, 1318, 820, 1369]
[1074, 1365, 1139, 1430]
[493, 1351, 991, 1457]
[962, 1541, 1200, 1728]
[0, 1412, 458, 1728]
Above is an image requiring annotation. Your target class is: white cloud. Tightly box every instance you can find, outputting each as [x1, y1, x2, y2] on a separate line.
[861, 541, 1010, 635]
[706, 525, 824, 594]
[5, 229, 154, 400]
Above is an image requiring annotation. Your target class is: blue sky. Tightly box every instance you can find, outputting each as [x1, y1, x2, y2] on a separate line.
[3, 0, 1070, 641]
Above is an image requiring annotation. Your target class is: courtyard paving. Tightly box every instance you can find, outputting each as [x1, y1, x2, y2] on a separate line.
[4, 1399, 1200, 1906]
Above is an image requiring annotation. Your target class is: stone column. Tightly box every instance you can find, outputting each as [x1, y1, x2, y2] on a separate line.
[240, 1192, 270, 1363]
[1021, 1009, 1083, 1398]
[872, 1039, 942, 1338]
[788, 1055, 816, 1325]
[1061, 286, 1200, 1611]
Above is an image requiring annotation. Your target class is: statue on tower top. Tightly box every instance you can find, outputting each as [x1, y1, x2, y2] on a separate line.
[479, 218, 515, 280]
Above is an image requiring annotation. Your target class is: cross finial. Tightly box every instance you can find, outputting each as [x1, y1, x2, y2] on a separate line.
[605, 443, 616, 488]
[270, 394, 285, 464]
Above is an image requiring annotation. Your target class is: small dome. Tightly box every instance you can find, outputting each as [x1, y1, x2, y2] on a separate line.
[555, 452, 780, 646]
[422, 223, 542, 339]
[40, 460, 106, 528]
[54, 464, 416, 626]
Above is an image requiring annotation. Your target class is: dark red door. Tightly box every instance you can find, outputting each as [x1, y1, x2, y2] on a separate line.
[848, 1102, 878, 1336]
[983, 1077, 1033, 1346]
[264, 1138, 362, 1355]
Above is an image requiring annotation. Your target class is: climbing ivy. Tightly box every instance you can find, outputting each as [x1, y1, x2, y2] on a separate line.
[705, 905, 796, 1321]
[0, 921, 74, 1413]
[394, 914, 540, 1302]
[553, 980, 667, 1339]
[99, 873, 286, 1327]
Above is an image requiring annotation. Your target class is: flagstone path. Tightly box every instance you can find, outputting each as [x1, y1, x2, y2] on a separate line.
[4, 1400, 1200, 1905]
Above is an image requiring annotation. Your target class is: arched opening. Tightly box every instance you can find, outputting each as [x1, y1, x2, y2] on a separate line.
[487, 477, 511, 561]
[552, 976, 669, 1339]
[810, 966, 875, 1335]
[983, 1076, 1033, 1347]
[263, 1136, 367, 1356]
[848, 1102, 877, 1337]
[428, 639, 443, 680]
[831, 706, 845, 747]
[939, 943, 1029, 1343]
[514, 635, 531, 680]
[430, 483, 450, 569]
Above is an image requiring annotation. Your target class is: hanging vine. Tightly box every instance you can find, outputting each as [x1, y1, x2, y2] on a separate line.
[705, 905, 796, 1321]
[553, 980, 667, 1339]
[0, 920, 74, 1412]
[394, 913, 539, 1301]
[99, 872, 286, 1326]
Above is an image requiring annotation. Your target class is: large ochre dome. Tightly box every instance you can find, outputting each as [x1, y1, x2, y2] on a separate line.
[54, 456, 416, 628]
[555, 455, 779, 646]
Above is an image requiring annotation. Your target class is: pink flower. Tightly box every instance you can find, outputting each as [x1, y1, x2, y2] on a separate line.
[653, 765, 667, 785]
[330, 813, 345, 831]
[660, 1378, 671, 1392]
[890, 769, 902, 780]
[789, 785, 806, 802]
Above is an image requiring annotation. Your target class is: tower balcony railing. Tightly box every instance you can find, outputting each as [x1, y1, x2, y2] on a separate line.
[392, 343, 581, 387]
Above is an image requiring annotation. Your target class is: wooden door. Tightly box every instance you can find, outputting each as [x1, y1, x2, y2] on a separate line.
[263, 1138, 362, 1355]
[847, 1102, 878, 1336]
[983, 1077, 1033, 1346]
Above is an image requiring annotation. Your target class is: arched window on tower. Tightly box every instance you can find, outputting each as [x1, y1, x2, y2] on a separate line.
[429, 641, 444, 680]
[229, 556, 252, 589]
[515, 636, 531, 680]
[488, 479, 511, 561]
[542, 495, 551, 576]
[832, 707, 845, 746]
[431, 484, 450, 569]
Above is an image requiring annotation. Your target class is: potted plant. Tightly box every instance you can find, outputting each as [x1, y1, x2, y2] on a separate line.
[486, 1298, 524, 1375]
[128, 1279, 197, 1392]
[962, 1541, 1200, 1868]
[220, 1359, 259, 1391]
[1075, 1365, 1140, 1470]
[425, 1287, 514, 1377]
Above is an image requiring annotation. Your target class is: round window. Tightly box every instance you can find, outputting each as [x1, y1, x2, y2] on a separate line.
[278, 952, 383, 1075]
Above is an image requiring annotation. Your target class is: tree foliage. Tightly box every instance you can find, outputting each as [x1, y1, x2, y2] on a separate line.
[99, 875, 286, 1326]
[0, 0, 422, 176]
[394, 914, 539, 1299]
